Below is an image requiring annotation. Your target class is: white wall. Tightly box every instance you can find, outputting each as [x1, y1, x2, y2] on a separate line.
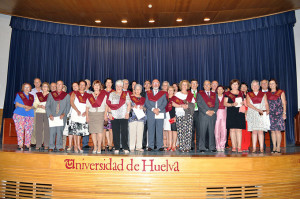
[295, 10, 300, 109]
[0, 14, 11, 109]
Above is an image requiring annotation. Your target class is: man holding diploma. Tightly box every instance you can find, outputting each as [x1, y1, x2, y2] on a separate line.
[46, 80, 70, 152]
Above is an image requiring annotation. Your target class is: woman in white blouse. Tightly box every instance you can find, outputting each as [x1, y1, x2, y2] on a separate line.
[86, 80, 107, 154]
[172, 80, 195, 152]
[106, 80, 131, 154]
[33, 82, 50, 150]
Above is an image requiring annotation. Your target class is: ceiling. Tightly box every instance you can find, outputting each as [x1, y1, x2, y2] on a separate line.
[0, 0, 299, 28]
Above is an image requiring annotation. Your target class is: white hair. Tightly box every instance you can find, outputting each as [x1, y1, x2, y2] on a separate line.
[134, 84, 143, 90]
[115, 80, 124, 87]
[162, 81, 170, 86]
[251, 80, 260, 87]
[123, 79, 129, 83]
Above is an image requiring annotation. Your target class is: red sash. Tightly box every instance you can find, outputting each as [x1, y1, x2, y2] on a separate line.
[146, 90, 167, 102]
[266, 90, 284, 101]
[165, 92, 195, 112]
[18, 92, 34, 106]
[104, 89, 115, 97]
[218, 95, 225, 109]
[88, 91, 107, 108]
[248, 91, 265, 104]
[75, 91, 89, 104]
[69, 91, 75, 95]
[199, 90, 216, 108]
[51, 91, 68, 101]
[225, 91, 243, 102]
[36, 92, 48, 102]
[106, 91, 127, 110]
[130, 96, 145, 106]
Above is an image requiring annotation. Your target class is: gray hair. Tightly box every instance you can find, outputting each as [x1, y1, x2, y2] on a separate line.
[251, 80, 260, 87]
[115, 80, 124, 87]
[123, 79, 129, 84]
[162, 81, 170, 87]
[134, 84, 143, 90]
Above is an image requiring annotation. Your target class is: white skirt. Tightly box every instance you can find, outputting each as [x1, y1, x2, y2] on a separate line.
[163, 112, 171, 131]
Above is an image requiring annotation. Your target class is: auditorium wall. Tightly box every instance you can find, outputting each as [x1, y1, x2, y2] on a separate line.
[0, 11, 299, 109]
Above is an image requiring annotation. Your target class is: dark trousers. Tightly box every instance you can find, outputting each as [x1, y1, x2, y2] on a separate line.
[191, 111, 200, 149]
[111, 119, 129, 150]
[143, 121, 148, 148]
[198, 117, 216, 151]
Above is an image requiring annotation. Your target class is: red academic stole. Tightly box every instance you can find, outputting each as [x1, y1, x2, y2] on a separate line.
[106, 91, 127, 110]
[36, 92, 48, 102]
[225, 91, 244, 102]
[105, 89, 115, 97]
[88, 91, 107, 108]
[199, 90, 216, 108]
[18, 92, 34, 106]
[51, 91, 68, 101]
[130, 96, 145, 106]
[266, 89, 284, 101]
[218, 95, 225, 109]
[74, 91, 89, 104]
[146, 90, 167, 102]
[165, 92, 194, 112]
[248, 91, 265, 104]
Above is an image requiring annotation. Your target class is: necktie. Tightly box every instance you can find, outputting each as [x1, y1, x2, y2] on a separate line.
[193, 91, 198, 109]
[207, 91, 210, 97]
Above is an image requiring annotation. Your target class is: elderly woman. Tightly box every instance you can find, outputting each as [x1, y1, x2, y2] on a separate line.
[69, 80, 89, 153]
[13, 83, 35, 150]
[267, 79, 286, 153]
[102, 78, 114, 151]
[224, 79, 246, 153]
[172, 80, 195, 152]
[214, 85, 227, 152]
[86, 80, 107, 154]
[129, 84, 146, 152]
[33, 82, 50, 150]
[246, 80, 270, 153]
[162, 81, 170, 149]
[165, 86, 177, 151]
[106, 80, 131, 154]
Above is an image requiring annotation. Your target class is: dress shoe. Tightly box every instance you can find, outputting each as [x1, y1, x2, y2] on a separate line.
[200, 150, 205, 153]
[30, 144, 36, 148]
[158, 148, 164, 151]
[211, 149, 217, 152]
[49, 149, 54, 152]
[83, 145, 90, 149]
[59, 148, 65, 152]
[147, 148, 153, 151]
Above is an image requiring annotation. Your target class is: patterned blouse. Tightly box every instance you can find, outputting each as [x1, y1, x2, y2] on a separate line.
[109, 92, 131, 119]
[129, 101, 147, 123]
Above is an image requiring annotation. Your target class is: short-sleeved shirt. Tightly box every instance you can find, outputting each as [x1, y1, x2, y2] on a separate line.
[13, 92, 34, 117]
[109, 92, 131, 119]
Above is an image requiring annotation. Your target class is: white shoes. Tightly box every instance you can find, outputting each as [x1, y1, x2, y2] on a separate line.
[114, 150, 119, 154]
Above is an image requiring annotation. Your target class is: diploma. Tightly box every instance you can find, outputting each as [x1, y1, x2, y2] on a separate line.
[235, 97, 243, 107]
[133, 107, 146, 120]
[48, 116, 64, 127]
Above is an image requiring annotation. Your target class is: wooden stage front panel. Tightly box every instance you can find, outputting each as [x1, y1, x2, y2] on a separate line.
[0, 151, 300, 198]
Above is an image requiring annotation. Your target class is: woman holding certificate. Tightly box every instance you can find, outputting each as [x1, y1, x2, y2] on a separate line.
[33, 82, 50, 150]
[86, 80, 107, 154]
[106, 80, 131, 154]
[247, 80, 270, 153]
[172, 80, 195, 152]
[224, 79, 246, 153]
[69, 80, 89, 153]
[129, 84, 146, 152]
[13, 83, 35, 150]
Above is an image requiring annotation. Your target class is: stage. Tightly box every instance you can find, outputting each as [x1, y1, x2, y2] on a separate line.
[0, 145, 300, 198]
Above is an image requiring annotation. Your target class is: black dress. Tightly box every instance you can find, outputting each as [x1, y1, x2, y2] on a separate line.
[226, 94, 246, 129]
[169, 98, 177, 131]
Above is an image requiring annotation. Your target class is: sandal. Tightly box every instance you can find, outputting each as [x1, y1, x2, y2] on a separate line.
[232, 147, 236, 152]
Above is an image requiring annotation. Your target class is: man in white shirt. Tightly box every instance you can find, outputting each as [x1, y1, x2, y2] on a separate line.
[190, 79, 200, 150]
[30, 78, 42, 147]
[260, 79, 273, 150]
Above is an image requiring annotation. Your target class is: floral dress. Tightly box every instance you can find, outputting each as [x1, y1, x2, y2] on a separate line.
[268, 96, 285, 131]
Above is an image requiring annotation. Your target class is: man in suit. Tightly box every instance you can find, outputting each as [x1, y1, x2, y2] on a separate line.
[145, 79, 167, 151]
[141, 80, 151, 149]
[46, 80, 70, 152]
[197, 80, 219, 152]
[190, 79, 200, 150]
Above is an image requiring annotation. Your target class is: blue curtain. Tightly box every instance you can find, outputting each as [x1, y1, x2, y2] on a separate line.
[2, 11, 298, 145]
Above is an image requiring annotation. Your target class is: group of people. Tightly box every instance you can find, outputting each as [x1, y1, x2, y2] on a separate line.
[12, 77, 286, 154]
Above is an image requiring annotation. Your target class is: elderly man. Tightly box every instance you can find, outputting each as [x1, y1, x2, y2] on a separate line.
[30, 78, 42, 147]
[145, 79, 167, 151]
[46, 80, 70, 152]
[211, 80, 219, 93]
[50, 82, 57, 92]
[197, 80, 219, 152]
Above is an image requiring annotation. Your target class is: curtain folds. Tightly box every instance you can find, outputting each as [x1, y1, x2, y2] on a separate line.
[2, 11, 298, 145]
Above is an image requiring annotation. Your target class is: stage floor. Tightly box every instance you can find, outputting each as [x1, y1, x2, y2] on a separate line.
[1, 144, 300, 198]
[1, 144, 300, 157]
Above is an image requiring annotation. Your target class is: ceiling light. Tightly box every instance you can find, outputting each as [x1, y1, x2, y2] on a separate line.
[148, 4, 152, 8]
[149, 19, 155, 23]
[95, 20, 101, 23]
[176, 18, 183, 22]
[204, 17, 210, 21]
[121, 19, 128, 23]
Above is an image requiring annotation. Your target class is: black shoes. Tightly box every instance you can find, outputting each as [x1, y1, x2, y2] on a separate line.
[211, 149, 217, 152]
[158, 148, 164, 151]
[200, 150, 205, 153]
[148, 148, 153, 151]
